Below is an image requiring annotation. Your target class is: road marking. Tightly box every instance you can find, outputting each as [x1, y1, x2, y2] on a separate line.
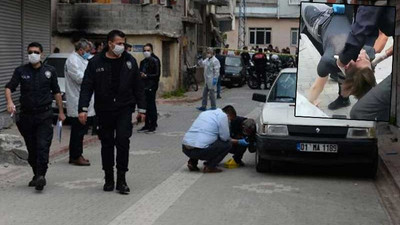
[233, 182, 299, 194]
[108, 165, 202, 225]
[55, 178, 103, 190]
[108, 107, 262, 225]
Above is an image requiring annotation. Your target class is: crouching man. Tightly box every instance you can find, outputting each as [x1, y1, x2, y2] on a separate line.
[182, 107, 232, 173]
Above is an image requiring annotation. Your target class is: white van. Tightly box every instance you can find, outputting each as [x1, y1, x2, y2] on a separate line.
[252, 68, 378, 177]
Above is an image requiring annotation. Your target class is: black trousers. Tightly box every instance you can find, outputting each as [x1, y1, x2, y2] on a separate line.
[145, 89, 158, 129]
[229, 145, 247, 162]
[69, 117, 88, 160]
[182, 140, 231, 168]
[256, 70, 266, 88]
[97, 107, 133, 172]
[16, 109, 53, 176]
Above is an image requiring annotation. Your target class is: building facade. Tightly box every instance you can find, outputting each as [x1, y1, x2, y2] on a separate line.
[225, 0, 302, 54]
[53, 0, 235, 93]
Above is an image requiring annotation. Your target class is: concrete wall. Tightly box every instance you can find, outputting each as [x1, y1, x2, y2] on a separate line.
[226, 17, 299, 53]
[278, 0, 301, 18]
[56, 3, 183, 37]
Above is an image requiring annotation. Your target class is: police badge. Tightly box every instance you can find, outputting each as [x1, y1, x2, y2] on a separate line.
[45, 71, 52, 79]
[126, 61, 132, 70]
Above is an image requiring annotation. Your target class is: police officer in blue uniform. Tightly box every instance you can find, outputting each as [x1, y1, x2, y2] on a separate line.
[5, 42, 65, 191]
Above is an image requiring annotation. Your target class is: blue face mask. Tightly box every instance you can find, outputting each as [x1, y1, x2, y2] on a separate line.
[83, 52, 91, 60]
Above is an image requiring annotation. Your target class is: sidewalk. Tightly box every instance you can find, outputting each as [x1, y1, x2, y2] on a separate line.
[156, 84, 204, 105]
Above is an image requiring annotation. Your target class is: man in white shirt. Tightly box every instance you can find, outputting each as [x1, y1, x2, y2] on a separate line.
[182, 107, 232, 173]
[65, 39, 95, 166]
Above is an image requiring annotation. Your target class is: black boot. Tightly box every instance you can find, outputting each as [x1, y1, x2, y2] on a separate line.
[328, 95, 351, 110]
[116, 171, 130, 194]
[35, 176, 46, 191]
[28, 176, 37, 187]
[103, 170, 114, 192]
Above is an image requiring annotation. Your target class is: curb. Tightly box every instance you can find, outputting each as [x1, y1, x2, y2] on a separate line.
[49, 136, 99, 160]
[156, 96, 202, 104]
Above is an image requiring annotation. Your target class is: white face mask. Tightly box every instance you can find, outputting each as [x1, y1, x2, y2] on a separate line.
[28, 53, 41, 64]
[206, 53, 212, 58]
[112, 44, 125, 56]
[143, 51, 152, 58]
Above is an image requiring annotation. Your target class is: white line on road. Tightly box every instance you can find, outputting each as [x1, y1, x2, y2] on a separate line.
[108, 106, 262, 225]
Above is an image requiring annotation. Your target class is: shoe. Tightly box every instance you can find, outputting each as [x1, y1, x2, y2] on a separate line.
[145, 128, 156, 134]
[69, 156, 91, 166]
[116, 171, 130, 194]
[137, 126, 149, 133]
[103, 170, 114, 192]
[28, 176, 37, 187]
[234, 159, 245, 167]
[196, 107, 207, 111]
[217, 95, 222, 99]
[203, 166, 223, 173]
[187, 161, 200, 172]
[328, 96, 350, 110]
[35, 176, 46, 191]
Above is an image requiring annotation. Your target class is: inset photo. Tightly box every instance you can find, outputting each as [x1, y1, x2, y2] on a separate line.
[296, 2, 396, 121]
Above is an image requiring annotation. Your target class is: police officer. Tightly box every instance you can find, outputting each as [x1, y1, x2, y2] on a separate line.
[138, 43, 160, 133]
[78, 30, 146, 194]
[252, 48, 267, 89]
[5, 42, 65, 191]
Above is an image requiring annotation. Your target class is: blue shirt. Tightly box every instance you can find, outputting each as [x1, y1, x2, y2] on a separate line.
[182, 108, 231, 149]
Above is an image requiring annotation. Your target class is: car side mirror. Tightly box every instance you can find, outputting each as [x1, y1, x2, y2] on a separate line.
[252, 93, 266, 102]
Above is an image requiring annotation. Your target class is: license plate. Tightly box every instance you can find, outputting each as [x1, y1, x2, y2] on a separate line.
[296, 143, 338, 153]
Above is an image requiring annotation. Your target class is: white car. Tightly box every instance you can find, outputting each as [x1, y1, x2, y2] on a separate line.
[43, 53, 70, 118]
[252, 68, 378, 177]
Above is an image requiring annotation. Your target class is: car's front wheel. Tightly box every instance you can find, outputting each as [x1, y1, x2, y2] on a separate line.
[255, 150, 272, 173]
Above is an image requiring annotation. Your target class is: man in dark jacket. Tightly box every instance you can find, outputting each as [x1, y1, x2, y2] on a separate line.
[252, 48, 267, 89]
[78, 30, 146, 194]
[215, 48, 225, 99]
[138, 43, 160, 133]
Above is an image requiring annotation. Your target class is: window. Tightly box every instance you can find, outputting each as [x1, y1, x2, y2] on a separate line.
[291, 28, 298, 46]
[249, 28, 271, 45]
[268, 73, 296, 103]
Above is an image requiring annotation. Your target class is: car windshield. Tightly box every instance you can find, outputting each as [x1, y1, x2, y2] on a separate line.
[225, 57, 242, 67]
[44, 58, 67, 77]
[267, 72, 296, 103]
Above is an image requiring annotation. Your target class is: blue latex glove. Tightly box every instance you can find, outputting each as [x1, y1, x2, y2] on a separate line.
[238, 139, 249, 147]
[332, 4, 345, 14]
[213, 77, 217, 86]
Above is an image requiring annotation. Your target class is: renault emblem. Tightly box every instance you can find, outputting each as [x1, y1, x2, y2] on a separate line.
[126, 61, 132, 70]
[316, 128, 320, 133]
[45, 71, 52, 79]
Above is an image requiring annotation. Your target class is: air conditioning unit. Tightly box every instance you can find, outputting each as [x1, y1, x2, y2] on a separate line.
[142, 0, 150, 4]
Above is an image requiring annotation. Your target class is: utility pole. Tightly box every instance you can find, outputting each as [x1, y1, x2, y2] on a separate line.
[238, 0, 246, 49]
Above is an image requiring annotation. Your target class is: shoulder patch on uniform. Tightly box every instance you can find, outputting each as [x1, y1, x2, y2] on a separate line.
[45, 71, 52, 79]
[126, 61, 132, 70]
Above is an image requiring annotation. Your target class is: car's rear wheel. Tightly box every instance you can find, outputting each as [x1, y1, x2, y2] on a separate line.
[255, 150, 272, 173]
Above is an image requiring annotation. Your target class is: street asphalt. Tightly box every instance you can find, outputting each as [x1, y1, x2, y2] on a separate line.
[0, 86, 391, 225]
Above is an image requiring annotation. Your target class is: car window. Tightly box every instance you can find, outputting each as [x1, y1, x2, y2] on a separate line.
[44, 58, 67, 78]
[225, 57, 242, 67]
[267, 72, 296, 103]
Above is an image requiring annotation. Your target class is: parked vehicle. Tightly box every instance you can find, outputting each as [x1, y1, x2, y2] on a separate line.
[247, 55, 280, 90]
[43, 53, 69, 120]
[252, 68, 378, 178]
[221, 55, 246, 88]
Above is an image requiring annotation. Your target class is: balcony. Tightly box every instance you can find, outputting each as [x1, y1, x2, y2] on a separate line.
[56, 3, 183, 37]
